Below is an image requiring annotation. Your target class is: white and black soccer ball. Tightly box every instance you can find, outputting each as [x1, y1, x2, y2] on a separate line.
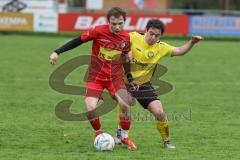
[94, 133, 115, 151]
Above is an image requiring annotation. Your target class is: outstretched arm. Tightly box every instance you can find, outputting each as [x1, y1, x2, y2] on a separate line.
[49, 36, 84, 65]
[171, 35, 203, 56]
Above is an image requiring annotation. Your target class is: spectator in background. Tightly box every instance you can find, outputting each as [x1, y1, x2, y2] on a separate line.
[2, 0, 27, 12]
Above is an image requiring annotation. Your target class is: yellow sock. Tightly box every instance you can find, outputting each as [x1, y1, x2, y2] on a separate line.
[156, 118, 169, 141]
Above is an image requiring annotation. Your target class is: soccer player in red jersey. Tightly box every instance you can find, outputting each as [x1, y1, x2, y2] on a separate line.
[49, 7, 136, 150]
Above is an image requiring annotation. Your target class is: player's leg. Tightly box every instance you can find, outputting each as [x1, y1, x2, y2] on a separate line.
[84, 96, 102, 136]
[148, 100, 175, 149]
[85, 82, 104, 137]
[115, 88, 136, 150]
[134, 82, 175, 149]
[114, 88, 136, 145]
[108, 77, 136, 150]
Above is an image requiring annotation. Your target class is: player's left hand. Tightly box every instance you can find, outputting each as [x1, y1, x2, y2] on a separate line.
[49, 52, 58, 65]
[191, 35, 203, 44]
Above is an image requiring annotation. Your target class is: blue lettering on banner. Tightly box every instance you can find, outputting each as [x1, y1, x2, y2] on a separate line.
[189, 16, 240, 36]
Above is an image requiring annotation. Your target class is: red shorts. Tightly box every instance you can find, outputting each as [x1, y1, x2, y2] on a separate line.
[85, 78, 127, 98]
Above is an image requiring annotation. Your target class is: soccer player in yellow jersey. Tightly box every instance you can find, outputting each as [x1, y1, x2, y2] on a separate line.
[115, 19, 203, 149]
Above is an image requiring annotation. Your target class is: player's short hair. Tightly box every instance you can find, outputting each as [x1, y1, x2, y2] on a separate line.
[107, 7, 126, 21]
[146, 19, 165, 34]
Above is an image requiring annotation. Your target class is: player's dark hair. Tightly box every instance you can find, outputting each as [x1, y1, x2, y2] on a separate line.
[146, 19, 165, 34]
[107, 7, 126, 21]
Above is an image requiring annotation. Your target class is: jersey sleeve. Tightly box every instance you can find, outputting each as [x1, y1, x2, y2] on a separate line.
[80, 26, 98, 42]
[160, 42, 175, 57]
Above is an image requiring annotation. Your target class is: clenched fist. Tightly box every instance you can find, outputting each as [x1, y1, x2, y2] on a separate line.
[49, 52, 59, 65]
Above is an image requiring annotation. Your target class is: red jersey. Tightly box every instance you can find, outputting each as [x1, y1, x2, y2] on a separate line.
[81, 25, 130, 82]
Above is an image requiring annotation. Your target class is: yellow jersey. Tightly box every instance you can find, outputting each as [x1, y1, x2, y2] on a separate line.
[127, 32, 175, 85]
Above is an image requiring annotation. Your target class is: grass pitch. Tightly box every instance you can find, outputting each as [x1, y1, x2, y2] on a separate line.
[0, 34, 239, 160]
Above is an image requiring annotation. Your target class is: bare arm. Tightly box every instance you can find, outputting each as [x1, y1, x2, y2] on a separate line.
[171, 35, 203, 56]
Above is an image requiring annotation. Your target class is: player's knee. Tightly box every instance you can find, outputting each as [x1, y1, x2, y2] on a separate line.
[86, 110, 98, 120]
[155, 112, 167, 122]
[84, 99, 97, 111]
[119, 103, 130, 113]
[118, 98, 131, 108]
[116, 90, 134, 106]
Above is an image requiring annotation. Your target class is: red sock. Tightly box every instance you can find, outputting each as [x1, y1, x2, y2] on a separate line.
[120, 116, 131, 130]
[89, 117, 101, 131]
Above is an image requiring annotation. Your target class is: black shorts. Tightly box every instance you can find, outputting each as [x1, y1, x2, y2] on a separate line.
[127, 82, 159, 109]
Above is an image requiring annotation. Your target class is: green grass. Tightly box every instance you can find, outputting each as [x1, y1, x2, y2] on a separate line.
[0, 34, 240, 160]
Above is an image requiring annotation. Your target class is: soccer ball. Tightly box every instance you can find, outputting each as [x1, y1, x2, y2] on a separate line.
[94, 133, 115, 151]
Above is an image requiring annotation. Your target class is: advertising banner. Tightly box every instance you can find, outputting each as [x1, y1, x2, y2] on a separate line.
[34, 12, 58, 32]
[190, 16, 240, 36]
[59, 13, 189, 35]
[0, 12, 33, 31]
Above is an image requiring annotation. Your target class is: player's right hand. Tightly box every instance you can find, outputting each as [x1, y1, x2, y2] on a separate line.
[50, 52, 58, 65]
[191, 35, 203, 44]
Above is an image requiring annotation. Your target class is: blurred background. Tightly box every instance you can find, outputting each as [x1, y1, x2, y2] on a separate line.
[1, 1, 240, 159]
[0, 0, 240, 36]
[1, 0, 240, 14]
